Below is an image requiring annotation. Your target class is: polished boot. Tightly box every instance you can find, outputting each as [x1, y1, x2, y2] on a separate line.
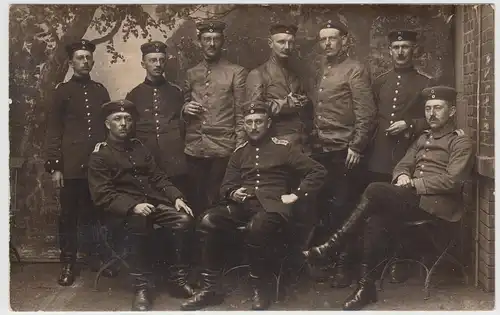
[388, 262, 410, 283]
[168, 266, 195, 298]
[250, 273, 271, 310]
[131, 273, 151, 311]
[303, 196, 370, 261]
[180, 269, 223, 311]
[58, 263, 75, 286]
[342, 264, 377, 310]
[331, 251, 352, 288]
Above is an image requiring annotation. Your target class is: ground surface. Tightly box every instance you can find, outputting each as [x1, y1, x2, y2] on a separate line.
[10, 263, 495, 311]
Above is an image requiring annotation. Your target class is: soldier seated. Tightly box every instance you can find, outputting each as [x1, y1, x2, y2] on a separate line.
[180, 101, 327, 311]
[303, 86, 474, 310]
[88, 100, 195, 311]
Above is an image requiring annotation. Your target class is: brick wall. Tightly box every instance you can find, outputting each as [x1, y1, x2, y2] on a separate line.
[457, 4, 495, 292]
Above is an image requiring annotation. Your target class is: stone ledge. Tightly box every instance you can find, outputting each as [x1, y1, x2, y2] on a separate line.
[475, 155, 494, 178]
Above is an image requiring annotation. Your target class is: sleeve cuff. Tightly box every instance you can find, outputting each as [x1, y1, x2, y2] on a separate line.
[45, 159, 63, 174]
[413, 178, 427, 194]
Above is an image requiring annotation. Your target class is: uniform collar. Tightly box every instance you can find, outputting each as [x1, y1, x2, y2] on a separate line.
[270, 54, 291, 68]
[202, 57, 224, 68]
[144, 76, 166, 87]
[393, 65, 415, 74]
[70, 74, 91, 84]
[324, 51, 348, 66]
[426, 121, 456, 139]
[106, 137, 133, 152]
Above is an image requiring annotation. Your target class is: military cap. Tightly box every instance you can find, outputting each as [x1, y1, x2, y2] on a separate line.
[320, 18, 348, 35]
[101, 99, 139, 120]
[140, 41, 167, 56]
[196, 20, 226, 35]
[65, 39, 95, 57]
[269, 24, 298, 36]
[421, 86, 457, 103]
[242, 101, 270, 116]
[388, 30, 418, 43]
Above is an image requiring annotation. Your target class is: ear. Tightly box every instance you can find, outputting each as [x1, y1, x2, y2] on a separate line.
[449, 105, 457, 117]
[104, 119, 111, 131]
[268, 37, 273, 49]
[140, 59, 146, 70]
[267, 116, 272, 128]
[341, 35, 348, 46]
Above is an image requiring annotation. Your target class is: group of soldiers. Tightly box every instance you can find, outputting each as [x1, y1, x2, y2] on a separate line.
[44, 17, 474, 311]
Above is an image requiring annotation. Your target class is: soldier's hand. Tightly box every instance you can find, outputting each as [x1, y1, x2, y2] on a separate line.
[183, 101, 205, 116]
[175, 198, 194, 217]
[51, 171, 64, 189]
[345, 148, 361, 170]
[231, 187, 249, 203]
[271, 98, 287, 115]
[133, 203, 155, 216]
[395, 174, 412, 188]
[288, 93, 308, 107]
[281, 193, 298, 204]
[386, 120, 408, 135]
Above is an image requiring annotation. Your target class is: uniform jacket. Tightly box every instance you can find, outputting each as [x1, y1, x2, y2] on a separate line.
[88, 138, 184, 217]
[125, 77, 187, 176]
[44, 75, 110, 179]
[246, 55, 312, 145]
[183, 58, 247, 158]
[309, 53, 376, 154]
[368, 67, 435, 174]
[220, 135, 327, 215]
[392, 123, 475, 222]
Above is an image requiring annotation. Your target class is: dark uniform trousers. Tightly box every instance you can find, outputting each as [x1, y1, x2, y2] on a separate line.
[116, 205, 193, 288]
[185, 155, 229, 217]
[58, 179, 99, 263]
[356, 182, 437, 269]
[197, 198, 288, 278]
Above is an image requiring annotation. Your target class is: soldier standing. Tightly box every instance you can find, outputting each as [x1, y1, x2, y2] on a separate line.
[182, 20, 248, 216]
[44, 39, 112, 286]
[308, 19, 376, 287]
[125, 41, 188, 192]
[88, 100, 195, 311]
[245, 23, 311, 150]
[304, 86, 474, 310]
[367, 30, 436, 282]
[181, 101, 326, 311]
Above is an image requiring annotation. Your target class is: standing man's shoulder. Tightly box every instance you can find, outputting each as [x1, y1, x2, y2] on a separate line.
[449, 129, 473, 150]
[415, 68, 434, 80]
[373, 69, 393, 84]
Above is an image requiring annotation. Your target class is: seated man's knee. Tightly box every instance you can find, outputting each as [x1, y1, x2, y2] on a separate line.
[197, 206, 227, 234]
[363, 182, 393, 200]
[246, 212, 285, 247]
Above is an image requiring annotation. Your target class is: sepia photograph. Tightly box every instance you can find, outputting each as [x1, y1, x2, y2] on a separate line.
[8, 3, 495, 311]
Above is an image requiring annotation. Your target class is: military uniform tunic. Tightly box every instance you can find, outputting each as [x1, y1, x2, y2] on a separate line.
[125, 77, 187, 176]
[45, 75, 110, 178]
[88, 138, 185, 216]
[392, 123, 474, 222]
[368, 67, 435, 174]
[220, 136, 327, 216]
[245, 56, 311, 147]
[183, 59, 248, 157]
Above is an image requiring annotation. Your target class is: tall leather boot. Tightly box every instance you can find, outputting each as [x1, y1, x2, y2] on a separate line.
[180, 233, 224, 311]
[331, 250, 352, 288]
[167, 230, 195, 298]
[131, 273, 152, 311]
[247, 243, 272, 310]
[342, 264, 377, 310]
[303, 196, 371, 261]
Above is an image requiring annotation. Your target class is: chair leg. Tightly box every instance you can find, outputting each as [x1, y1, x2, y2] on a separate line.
[424, 240, 454, 300]
[378, 256, 396, 291]
[93, 257, 119, 291]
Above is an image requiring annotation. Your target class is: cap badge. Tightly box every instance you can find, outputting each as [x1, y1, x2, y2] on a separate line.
[120, 107, 125, 111]
[209, 28, 213, 32]
[250, 109, 255, 114]
[398, 36, 402, 40]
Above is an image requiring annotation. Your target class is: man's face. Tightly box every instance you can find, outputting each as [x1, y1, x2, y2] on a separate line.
[244, 112, 272, 141]
[389, 40, 415, 67]
[141, 53, 166, 77]
[70, 50, 94, 76]
[199, 32, 224, 59]
[105, 112, 134, 140]
[268, 33, 295, 58]
[318, 28, 347, 57]
[425, 99, 456, 130]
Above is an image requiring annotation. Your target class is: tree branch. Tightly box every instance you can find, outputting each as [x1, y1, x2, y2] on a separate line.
[90, 11, 126, 45]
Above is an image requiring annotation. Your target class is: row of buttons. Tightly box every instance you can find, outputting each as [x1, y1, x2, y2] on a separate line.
[83, 88, 93, 138]
[389, 75, 402, 125]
